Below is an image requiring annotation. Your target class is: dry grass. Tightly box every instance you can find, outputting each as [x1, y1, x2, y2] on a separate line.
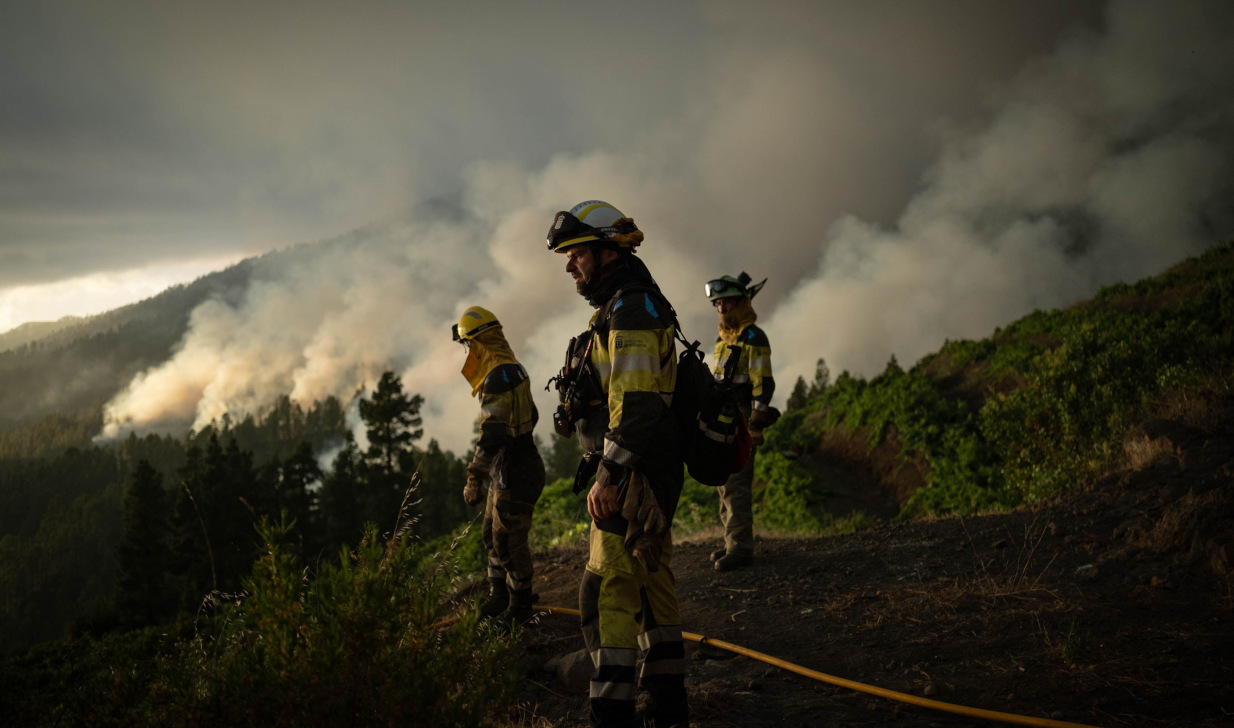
[1130, 488, 1233, 584]
[1124, 433, 1182, 470]
[961, 515, 1059, 598]
[1150, 373, 1234, 435]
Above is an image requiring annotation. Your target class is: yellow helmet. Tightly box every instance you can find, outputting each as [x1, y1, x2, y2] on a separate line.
[546, 200, 644, 252]
[452, 306, 501, 342]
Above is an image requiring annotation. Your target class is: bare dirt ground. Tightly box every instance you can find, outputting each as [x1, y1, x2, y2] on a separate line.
[500, 416, 1233, 728]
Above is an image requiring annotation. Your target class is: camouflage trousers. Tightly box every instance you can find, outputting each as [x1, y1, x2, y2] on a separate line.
[482, 486, 535, 593]
[717, 450, 755, 557]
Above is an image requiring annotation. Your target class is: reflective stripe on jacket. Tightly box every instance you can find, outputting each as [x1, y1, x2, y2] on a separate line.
[589, 290, 678, 468]
[713, 324, 775, 413]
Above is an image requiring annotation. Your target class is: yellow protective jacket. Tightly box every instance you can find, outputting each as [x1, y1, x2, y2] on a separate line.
[713, 324, 775, 425]
[474, 363, 544, 504]
[573, 284, 684, 534]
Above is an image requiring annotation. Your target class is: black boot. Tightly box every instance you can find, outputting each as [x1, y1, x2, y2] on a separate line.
[499, 587, 535, 630]
[714, 552, 752, 572]
[478, 578, 509, 619]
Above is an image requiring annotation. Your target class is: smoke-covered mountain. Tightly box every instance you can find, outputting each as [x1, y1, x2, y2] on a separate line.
[0, 258, 255, 434]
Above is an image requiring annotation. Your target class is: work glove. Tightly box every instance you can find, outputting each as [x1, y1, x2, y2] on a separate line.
[620, 471, 667, 572]
[464, 448, 495, 506]
[749, 405, 779, 430]
[463, 476, 485, 506]
[749, 405, 779, 447]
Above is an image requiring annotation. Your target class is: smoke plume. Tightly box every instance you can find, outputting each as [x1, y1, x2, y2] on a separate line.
[99, 1, 1234, 454]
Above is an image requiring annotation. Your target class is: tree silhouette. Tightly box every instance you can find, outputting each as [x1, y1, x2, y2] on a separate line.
[358, 372, 424, 535]
[414, 438, 470, 539]
[786, 376, 810, 413]
[276, 440, 324, 556]
[808, 357, 831, 397]
[170, 433, 261, 606]
[115, 460, 172, 627]
[538, 432, 585, 483]
[318, 434, 363, 553]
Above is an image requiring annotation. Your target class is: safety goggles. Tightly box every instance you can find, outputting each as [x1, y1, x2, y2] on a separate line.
[547, 210, 600, 252]
[452, 320, 499, 343]
[705, 278, 746, 302]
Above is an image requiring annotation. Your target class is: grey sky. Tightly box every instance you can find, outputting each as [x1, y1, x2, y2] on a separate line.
[2, 0, 1098, 291]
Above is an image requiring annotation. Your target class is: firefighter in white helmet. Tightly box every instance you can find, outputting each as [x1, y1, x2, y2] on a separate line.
[546, 201, 689, 728]
[454, 306, 545, 626]
[705, 272, 778, 571]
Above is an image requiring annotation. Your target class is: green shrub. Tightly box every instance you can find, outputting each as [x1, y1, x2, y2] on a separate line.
[531, 476, 591, 548]
[177, 517, 517, 728]
[427, 516, 486, 576]
[0, 626, 189, 727]
[750, 451, 878, 536]
[753, 451, 824, 532]
[671, 474, 721, 534]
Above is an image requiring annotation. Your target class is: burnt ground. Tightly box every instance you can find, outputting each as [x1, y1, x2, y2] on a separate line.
[495, 417, 1234, 728]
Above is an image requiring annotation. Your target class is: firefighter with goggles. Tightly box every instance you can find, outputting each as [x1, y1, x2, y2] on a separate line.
[546, 200, 689, 728]
[705, 272, 778, 571]
[453, 306, 546, 627]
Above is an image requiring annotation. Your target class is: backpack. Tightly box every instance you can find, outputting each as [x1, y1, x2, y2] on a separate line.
[597, 286, 751, 487]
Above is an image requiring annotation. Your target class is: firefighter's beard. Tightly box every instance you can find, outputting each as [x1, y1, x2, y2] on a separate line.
[575, 262, 600, 296]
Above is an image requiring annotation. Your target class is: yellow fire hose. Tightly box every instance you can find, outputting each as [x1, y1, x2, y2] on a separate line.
[534, 605, 1102, 728]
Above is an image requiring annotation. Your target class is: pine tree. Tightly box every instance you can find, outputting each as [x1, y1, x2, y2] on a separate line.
[358, 372, 424, 535]
[115, 460, 172, 627]
[319, 434, 363, 553]
[170, 444, 216, 606]
[170, 433, 262, 605]
[786, 376, 810, 413]
[415, 438, 470, 539]
[360, 372, 424, 473]
[808, 357, 831, 398]
[278, 440, 324, 555]
[539, 432, 585, 483]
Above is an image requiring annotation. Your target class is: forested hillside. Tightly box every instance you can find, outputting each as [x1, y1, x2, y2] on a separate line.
[0, 316, 85, 353]
[0, 374, 472, 652]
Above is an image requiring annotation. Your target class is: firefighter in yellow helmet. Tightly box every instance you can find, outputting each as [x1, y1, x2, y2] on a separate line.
[546, 201, 689, 728]
[706, 272, 778, 571]
[453, 306, 546, 626]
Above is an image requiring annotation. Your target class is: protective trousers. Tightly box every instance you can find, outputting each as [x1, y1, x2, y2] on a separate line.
[580, 526, 688, 728]
[717, 450, 755, 557]
[482, 487, 535, 593]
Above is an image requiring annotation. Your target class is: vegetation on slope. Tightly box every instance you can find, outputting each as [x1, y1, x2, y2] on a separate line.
[767, 241, 1234, 517]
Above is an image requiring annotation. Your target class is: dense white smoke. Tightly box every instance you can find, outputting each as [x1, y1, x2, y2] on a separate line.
[768, 0, 1234, 379]
[99, 0, 1234, 454]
